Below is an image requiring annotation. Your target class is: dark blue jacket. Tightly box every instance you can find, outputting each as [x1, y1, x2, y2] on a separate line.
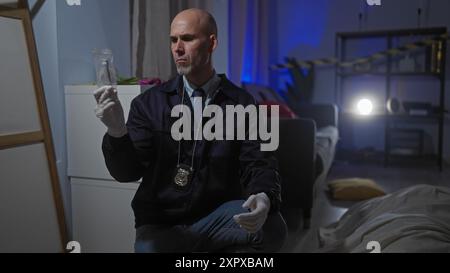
[102, 75, 281, 228]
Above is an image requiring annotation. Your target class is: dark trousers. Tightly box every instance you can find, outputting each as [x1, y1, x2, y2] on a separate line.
[134, 200, 288, 253]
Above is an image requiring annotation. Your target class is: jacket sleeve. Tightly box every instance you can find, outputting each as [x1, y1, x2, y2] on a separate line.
[239, 94, 281, 213]
[102, 98, 154, 182]
[239, 137, 282, 213]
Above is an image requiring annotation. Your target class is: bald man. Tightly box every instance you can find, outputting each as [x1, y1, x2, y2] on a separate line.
[94, 8, 287, 253]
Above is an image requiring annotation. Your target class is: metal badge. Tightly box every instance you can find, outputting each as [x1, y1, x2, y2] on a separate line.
[174, 164, 193, 187]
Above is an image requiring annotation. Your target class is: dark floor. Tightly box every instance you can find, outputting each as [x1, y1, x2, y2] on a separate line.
[281, 158, 450, 253]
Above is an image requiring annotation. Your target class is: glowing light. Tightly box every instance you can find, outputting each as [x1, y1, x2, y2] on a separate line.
[357, 98, 374, 115]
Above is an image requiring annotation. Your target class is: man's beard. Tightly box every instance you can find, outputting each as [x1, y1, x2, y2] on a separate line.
[175, 53, 210, 76]
[176, 64, 192, 75]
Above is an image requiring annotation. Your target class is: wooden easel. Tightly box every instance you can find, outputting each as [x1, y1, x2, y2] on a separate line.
[0, 0, 68, 252]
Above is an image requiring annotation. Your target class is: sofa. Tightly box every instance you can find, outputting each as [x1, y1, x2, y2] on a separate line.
[276, 104, 339, 231]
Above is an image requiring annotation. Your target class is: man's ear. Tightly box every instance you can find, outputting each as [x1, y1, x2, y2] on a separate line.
[209, 34, 218, 53]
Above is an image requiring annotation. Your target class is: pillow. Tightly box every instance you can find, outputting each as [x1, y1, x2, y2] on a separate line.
[328, 178, 386, 201]
[259, 100, 297, 118]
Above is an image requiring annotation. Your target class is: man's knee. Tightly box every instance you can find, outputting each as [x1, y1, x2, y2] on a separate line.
[216, 200, 248, 216]
[217, 201, 288, 252]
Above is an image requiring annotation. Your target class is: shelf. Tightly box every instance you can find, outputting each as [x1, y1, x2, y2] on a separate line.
[340, 112, 444, 129]
[336, 27, 447, 171]
[337, 71, 442, 78]
[386, 113, 442, 121]
[341, 112, 442, 120]
[337, 27, 447, 39]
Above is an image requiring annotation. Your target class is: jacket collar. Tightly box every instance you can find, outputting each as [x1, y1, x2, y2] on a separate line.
[163, 74, 240, 103]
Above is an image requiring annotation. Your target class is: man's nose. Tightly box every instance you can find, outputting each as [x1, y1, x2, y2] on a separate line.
[174, 40, 184, 55]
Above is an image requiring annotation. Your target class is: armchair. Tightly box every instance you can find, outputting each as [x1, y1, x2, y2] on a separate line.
[240, 82, 339, 231]
[275, 104, 339, 231]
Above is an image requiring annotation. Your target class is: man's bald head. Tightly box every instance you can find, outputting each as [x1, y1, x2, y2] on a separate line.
[170, 8, 218, 84]
[172, 8, 218, 38]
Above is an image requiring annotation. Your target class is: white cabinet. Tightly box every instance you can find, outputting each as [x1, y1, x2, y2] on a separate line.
[65, 85, 145, 253]
[71, 178, 138, 253]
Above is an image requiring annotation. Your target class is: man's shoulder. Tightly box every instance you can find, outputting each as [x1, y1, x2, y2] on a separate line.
[218, 75, 256, 105]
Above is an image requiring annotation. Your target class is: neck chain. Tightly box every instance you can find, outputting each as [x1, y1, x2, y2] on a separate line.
[173, 86, 206, 187]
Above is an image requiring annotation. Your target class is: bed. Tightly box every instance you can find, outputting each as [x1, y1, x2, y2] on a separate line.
[310, 184, 450, 253]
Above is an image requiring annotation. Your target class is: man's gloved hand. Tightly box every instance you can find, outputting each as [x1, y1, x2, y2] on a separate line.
[94, 86, 128, 138]
[233, 192, 271, 234]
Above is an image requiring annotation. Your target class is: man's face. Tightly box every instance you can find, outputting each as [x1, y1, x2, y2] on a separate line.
[170, 16, 213, 76]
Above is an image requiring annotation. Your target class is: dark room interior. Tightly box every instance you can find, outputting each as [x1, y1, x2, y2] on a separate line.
[0, 0, 449, 255]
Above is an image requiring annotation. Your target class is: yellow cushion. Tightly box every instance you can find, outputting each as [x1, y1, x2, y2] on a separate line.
[328, 178, 386, 201]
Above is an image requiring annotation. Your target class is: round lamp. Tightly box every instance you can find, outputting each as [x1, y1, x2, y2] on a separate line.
[357, 98, 374, 116]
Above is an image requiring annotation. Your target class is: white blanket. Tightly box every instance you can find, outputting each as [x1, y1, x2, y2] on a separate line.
[317, 184, 450, 253]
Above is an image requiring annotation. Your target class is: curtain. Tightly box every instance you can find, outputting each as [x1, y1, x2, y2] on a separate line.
[228, 0, 274, 87]
[131, 0, 212, 81]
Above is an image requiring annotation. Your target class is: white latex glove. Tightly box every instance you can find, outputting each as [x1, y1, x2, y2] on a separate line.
[233, 192, 271, 234]
[94, 86, 128, 138]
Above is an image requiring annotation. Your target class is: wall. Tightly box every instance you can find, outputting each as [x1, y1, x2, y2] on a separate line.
[28, 0, 71, 236]
[29, 0, 131, 238]
[275, 0, 450, 160]
[56, 0, 131, 84]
